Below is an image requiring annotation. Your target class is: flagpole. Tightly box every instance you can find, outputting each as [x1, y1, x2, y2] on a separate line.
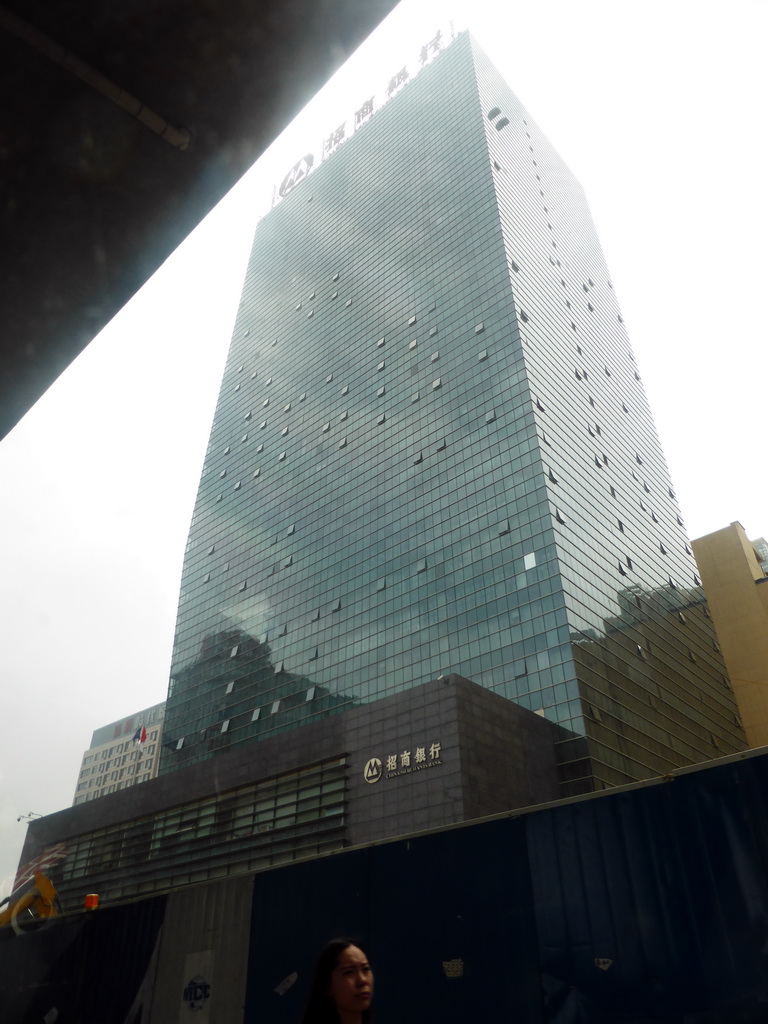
[128, 722, 147, 789]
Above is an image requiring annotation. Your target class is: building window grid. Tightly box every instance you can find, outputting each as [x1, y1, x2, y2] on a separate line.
[62, 758, 347, 897]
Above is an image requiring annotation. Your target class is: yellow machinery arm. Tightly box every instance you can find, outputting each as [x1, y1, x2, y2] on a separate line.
[0, 873, 59, 928]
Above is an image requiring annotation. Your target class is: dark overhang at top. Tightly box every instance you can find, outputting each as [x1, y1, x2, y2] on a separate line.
[0, 0, 398, 441]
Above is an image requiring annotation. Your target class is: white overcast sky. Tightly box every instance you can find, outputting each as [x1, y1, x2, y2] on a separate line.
[1, 0, 766, 894]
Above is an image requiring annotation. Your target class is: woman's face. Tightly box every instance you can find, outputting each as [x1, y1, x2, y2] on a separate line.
[327, 944, 374, 1019]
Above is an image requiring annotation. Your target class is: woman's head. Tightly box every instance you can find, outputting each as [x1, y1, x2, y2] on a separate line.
[303, 938, 374, 1024]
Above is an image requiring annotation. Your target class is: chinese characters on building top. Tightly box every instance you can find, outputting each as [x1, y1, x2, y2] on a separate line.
[275, 28, 451, 204]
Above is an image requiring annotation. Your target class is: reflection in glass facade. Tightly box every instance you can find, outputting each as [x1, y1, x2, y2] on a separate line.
[160, 32, 745, 794]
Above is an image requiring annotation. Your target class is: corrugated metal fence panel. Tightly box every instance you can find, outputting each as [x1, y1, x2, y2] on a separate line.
[0, 893, 166, 1024]
[149, 874, 254, 1024]
[527, 756, 768, 1022]
[246, 847, 373, 1024]
[244, 819, 542, 1024]
[369, 820, 543, 1024]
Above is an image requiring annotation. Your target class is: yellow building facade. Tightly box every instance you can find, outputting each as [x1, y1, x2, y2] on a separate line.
[692, 523, 768, 747]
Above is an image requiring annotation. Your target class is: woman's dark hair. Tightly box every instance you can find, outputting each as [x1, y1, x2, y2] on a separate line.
[300, 937, 372, 1024]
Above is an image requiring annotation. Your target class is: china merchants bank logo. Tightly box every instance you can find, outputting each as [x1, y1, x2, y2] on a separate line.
[363, 742, 442, 784]
[278, 154, 315, 198]
[363, 758, 383, 784]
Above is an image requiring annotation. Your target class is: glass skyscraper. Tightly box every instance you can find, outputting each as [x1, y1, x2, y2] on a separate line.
[160, 30, 745, 794]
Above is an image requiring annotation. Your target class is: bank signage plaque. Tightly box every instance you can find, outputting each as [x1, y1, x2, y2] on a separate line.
[272, 25, 453, 205]
[363, 741, 442, 784]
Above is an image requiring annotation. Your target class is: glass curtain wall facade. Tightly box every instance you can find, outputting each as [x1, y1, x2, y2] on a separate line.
[161, 32, 745, 794]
